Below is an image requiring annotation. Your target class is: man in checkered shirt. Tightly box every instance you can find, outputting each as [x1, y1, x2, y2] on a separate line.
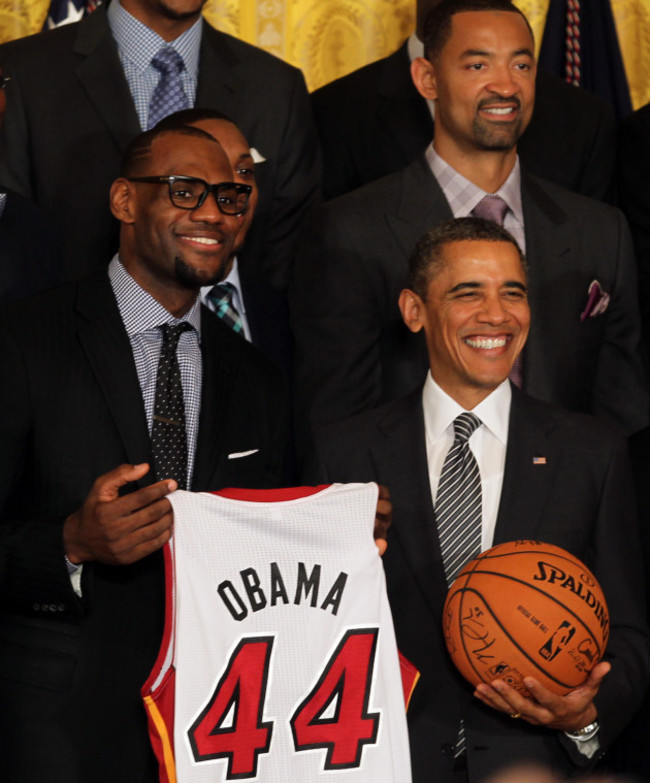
[0, 125, 288, 783]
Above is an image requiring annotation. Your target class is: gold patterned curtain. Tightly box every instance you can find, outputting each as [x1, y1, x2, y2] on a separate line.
[0, 0, 649, 109]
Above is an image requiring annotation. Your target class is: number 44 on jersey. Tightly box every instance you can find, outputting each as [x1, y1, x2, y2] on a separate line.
[189, 629, 380, 779]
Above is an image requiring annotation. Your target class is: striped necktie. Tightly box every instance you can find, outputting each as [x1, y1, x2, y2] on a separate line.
[435, 411, 483, 757]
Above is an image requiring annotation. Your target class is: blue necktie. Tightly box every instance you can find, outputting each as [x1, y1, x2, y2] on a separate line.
[147, 46, 190, 129]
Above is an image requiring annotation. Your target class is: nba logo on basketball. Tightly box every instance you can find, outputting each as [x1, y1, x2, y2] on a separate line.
[539, 620, 576, 661]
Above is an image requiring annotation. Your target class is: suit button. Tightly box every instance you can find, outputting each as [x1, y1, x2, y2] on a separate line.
[57, 604, 65, 612]
[441, 743, 455, 757]
[32, 602, 41, 611]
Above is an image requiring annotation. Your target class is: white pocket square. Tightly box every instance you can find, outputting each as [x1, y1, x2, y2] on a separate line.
[250, 147, 266, 163]
[227, 449, 259, 460]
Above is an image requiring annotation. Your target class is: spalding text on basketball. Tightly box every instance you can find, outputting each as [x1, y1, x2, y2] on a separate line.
[532, 561, 609, 634]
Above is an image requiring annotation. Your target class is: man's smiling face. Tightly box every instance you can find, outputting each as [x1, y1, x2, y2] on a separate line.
[429, 9, 536, 155]
[415, 238, 530, 408]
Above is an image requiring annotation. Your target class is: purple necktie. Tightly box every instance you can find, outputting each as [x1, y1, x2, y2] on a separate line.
[471, 194, 523, 388]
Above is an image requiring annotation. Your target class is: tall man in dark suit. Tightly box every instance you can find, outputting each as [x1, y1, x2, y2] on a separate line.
[307, 217, 650, 783]
[0, 64, 63, 303]
[290, 0, 646, 452]
[312, 0, 616, 202]
[0, 0, 320, 288]
[157, 108, 293, 380]
[0, 126, 288, 783]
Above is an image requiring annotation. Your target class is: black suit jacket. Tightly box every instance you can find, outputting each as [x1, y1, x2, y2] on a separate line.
[0, 187, 63, 304]
[0, 273, 287, 783]
[0, 5, 320, 288]
[290, 156, 647, 447]
[307, 387, 650, 782]
[312, 41, 616, 202]
[618, 103, 650, 371]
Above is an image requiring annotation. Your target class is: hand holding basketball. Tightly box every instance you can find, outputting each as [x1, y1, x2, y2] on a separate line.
[474, 660, 610, 732]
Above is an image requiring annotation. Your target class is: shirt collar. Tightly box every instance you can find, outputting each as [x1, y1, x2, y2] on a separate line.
[0, 192, 6, 219]
[108, 255, 202, 337]
[422, 372, 511, 445]
[107, 0, 202, 77]
[425, 146, 523, 225]
[407, 32, 424, 63]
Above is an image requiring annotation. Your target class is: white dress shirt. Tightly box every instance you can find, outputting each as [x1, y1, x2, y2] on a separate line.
[422, 373, 511, 552]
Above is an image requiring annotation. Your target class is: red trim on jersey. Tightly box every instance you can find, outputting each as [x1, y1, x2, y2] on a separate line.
[143, 541, 176, 696]
[398, 652, 420, 711]
[144, 667, 177, 783]
[211, 485, 330, 502]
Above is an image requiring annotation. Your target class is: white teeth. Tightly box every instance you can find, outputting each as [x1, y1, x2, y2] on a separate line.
[465, 337, 507, 349]
[184, 236, 219, 245]
[484, 107, 513, 115]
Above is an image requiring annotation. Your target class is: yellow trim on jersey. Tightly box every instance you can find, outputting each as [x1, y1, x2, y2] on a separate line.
[143, 694, 177, 783]
[405, 670, 421, 712]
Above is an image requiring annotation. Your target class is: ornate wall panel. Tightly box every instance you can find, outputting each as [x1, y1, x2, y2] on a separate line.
[0, 0, 648, 109]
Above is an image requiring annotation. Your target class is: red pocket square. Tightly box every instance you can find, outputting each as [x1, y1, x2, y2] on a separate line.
[580, 280, 610, 321]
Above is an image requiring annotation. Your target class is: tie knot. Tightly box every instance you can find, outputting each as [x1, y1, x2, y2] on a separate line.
[159, 321, 192, 351]
[453, 412, 481, 444]
[207, 282, 236, 306]
[151, 46, 185, 76]
[471, 194, 509, 226]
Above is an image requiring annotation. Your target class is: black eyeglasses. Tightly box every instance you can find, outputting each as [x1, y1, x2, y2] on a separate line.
[127, 176, 252, 216]
[0, 75, 10, 90]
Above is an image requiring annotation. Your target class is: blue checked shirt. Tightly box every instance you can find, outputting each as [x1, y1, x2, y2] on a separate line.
[107, 0, 201, 130]
[425, 145, 526, 253]
[108, 256, 202, 485]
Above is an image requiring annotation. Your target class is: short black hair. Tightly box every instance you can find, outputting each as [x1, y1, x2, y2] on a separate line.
[408, 216, 526, 298]
[422, 0, 534, 61]
[154, 107, 235, 130]
[120, 125, 220, 178]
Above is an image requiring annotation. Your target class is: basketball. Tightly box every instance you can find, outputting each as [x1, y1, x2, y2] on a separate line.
[442, 540, 609, 697]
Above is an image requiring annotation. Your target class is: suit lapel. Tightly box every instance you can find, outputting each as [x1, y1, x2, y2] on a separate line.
[73, 8, 141, 151]
[386, 156, 453, 258]
[494, 387, 561, 544]
[191, 307, 235, 490]
[75, 273, 153, 486]
[375, 43, 433, 164]
[195, 24, 245, 122]
[371, 392, 449, 620]
[520, 173, 572, 398]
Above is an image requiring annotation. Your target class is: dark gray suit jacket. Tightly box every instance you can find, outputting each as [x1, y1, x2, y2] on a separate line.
[0, 5, 320, 288]
[312, 41, 616, 202]
[290, 156, 648, 447]
[307, 386, 650, 783]
[0, 273, 287, 783]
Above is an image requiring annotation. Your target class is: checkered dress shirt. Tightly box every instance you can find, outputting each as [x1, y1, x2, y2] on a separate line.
[107, 0, 201, 131]
[0, 192, 7, 219]
[108, 256, 202, 485]
[425, 146, 526, 252]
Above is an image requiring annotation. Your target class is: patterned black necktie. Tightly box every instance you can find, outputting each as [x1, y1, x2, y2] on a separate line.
[435, 411, 482, 757]
[152, 322, 192, 489]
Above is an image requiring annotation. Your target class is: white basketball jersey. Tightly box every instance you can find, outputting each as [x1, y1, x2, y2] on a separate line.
[143, 483, 413, 783]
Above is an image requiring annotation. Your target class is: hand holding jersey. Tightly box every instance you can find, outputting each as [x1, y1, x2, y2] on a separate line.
[63, 463, 176, 566]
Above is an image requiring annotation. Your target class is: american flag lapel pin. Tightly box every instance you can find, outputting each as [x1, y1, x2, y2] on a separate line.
[532, 456, 547, 465]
